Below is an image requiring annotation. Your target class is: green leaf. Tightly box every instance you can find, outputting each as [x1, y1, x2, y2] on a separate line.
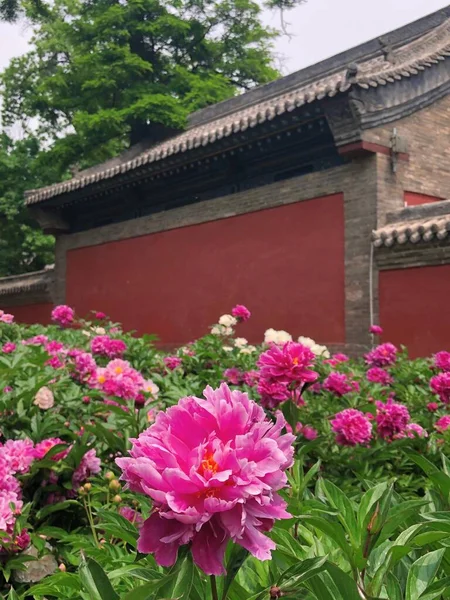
[405, 548, 445, 600]
[79, 554, 120, 600]
[319, 479, 358, 544]
[221, 545, 249, 600]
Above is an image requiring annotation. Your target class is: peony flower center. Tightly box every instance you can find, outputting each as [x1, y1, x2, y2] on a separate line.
[199, 451, 219, 475]
[196, 488, 218, 499]
[98, 375, 106, 384]
[292, 357, 299, 365]
[114, 367, 123, 374]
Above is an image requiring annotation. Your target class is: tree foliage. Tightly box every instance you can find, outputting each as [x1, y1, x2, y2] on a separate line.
[0, 0, 307, 276]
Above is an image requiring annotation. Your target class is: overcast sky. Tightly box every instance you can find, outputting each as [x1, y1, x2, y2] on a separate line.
[0, 0, 448, 75]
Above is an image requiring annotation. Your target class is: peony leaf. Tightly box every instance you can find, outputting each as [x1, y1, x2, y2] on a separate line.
[79, 554, 120, 600]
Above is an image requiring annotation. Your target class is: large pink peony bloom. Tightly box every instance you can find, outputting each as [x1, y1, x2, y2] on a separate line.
[365, 343, 397, 368]
[257, 342, 317, 386]
[375, 400, 410, 440]
[331, 409, 372, 446]
[91, 335, 127, 359]
[51, 305, 75, 327]
[323, 373, 359, 397]
[34, 438, 69, 461]
[95, 359, 145, 401]
[256, 379, 291, 408]
[434, 351, 450, 372]
[430, 372, 450, 404]
[1, 439, 35, 474]
[435, 415, 450, 433]
[366, 367, 393, 386]
[117, 384, 294, 575]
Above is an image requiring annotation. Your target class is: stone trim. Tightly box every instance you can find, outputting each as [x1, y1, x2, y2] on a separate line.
[0, 266, 55, 307]
[375, 239, 450, 270]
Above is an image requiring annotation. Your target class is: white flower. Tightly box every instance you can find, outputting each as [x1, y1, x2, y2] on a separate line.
[264, 328, 292, 345]
[34, 386, 54, 410]
[91, 326, 106, 335]
[211, 324, 233, 336]
[240, 345, 257, 354]
[297, 336, 330, 358]
[234, 337, 248, 348]
[218, 314, 237, 327]
[81, 330, 91, 338]
[223, 346, 234, 352]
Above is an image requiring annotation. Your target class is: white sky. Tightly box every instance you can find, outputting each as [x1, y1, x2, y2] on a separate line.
[0, 0, 448, 78]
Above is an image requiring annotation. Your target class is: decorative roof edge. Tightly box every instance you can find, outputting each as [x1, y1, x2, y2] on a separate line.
[372, 205, 450, 247]
[25, 8, 450, 207]
[0, 266, 54, 298]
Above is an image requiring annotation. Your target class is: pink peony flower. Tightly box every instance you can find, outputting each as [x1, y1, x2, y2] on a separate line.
[163, 356, 182, 370]
[96, 359, 145, 401]
[331, 409, 372, 446]
[324, 353, 349, 367]
[405, 423, 428, 439]
[369, 325, 383, 335]
[2, 342, 16, 354]
[323, 373, 359, 397]
[365, 343, 397, 368]
[1, 439, 35, 474]
[366, 367, 394, 386]
[34, 438, 69, 461]
[434, 351, 450, 372]
[24, 335, 48, 346]
[296, 423, 318, 440]
[430, 372, 450, 404]
[0, 490, 22, 533]
[46, 356, 65, 369]
[91, 335, 127, 359]
[94, 311, 107, 320]
[12, 529, 31, 551]
[257, 342, 317, 386]
[0, 311, 14, 324]
[375, 400, 410, 441]
[117, 383, 294, 575]
[257, 379, 291, 409]
[223, 368, 243, 385]
[231, 305, 251, 322]
[51, 305, 75, 327]
[427, 402, 439, 412]
[243, 370, 259, 387]
[68, 350, 97, 382]
[435, 415, 450, 433]
[45, 340, 65, 355]
[34, 386, 54, 410]
[72, 449, 101, 489]
[120, 506, 144, 527]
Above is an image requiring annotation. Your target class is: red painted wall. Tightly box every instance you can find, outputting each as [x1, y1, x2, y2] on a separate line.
[404, 191, 444, 206]
[380, 265, 450, 357]
[2, 303, 53, 325]
[66, 194, 345, 346]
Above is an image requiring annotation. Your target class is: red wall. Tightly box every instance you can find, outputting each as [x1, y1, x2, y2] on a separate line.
[404, 191, 444, 206]
[380, 265, 450, 357]
[2, 303, 53, 325]
[66, 194, 345, 346]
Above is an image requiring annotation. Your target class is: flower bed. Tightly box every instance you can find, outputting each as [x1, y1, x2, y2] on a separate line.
[1, 306, 450, 599]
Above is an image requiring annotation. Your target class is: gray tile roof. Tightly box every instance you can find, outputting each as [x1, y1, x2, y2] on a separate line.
[372, 211, 450, 247]
[0, 266, 54, 297]
[25, 9, 450, 206]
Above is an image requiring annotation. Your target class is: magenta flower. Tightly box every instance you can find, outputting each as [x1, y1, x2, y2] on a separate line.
[296, 423, 318, 440]
[257, 342, 317, 386]
[95, 359, 145, 401]
[45, 340, 65, 355]
[231, 305, 251, 322]
[243, 370, 259, 387]
[72, 449, 101, 489]
[435, 415, 450, 433]
[2, 439, 35, 474]
[331, 409, 372, 446]
[51, 305, 75, 327]
[257, 379, 291, 408]
[405, 423, 428, 439]
[430, 372, 450, 404]
[427, 402, 439, 412]
[434, 351, 450, 371]
[0, 310, 14, 324]
[94, 311, 107, 320]
[0, 490, 22, 533]
[323, 373, 359, 397]
[366, 367, 393, 386]
[164, 356, 182, 370]
[369, 325, 383, 335]
[223, 368, 243, 385]
[68, 350, 97, 383]
[91, 335, 127, 359]
[2, 342, 16, 354]
[120, 506, 144, 527]
[375, 400, 410, 441]
[117, 384, 294, 575]
[365, 343, 397, 368]
[324, 353, 349, 367]
[34, 439, 69, 461]
[24, 335, 48, 346]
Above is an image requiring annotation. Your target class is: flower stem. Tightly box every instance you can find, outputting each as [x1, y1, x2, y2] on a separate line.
[210, 575, 219, 600]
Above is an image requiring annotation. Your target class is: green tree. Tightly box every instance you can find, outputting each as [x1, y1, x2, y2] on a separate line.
[1, 0, 293, 171]
[0, 134, 56, 276]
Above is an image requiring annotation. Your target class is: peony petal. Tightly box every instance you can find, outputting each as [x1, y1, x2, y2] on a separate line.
[191, 519, 229, 575]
